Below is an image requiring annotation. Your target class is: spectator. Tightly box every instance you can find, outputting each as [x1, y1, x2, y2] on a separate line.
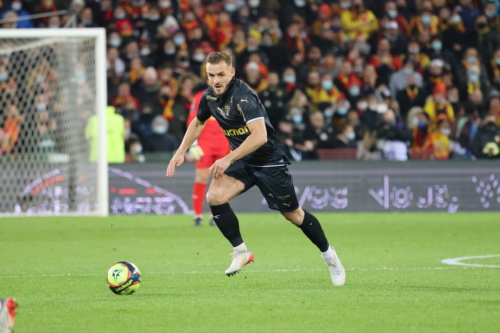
[470, 113, 500, 159]
[333, 125, 357, 149]
[489, 96, 500, 126]
[1, 2, 34, 28]
[142, 116, 178, 153]
[341, 0, 379, 40]
[1, 105, 22, 154]
[422, 117, 452, 160]
[86, 106, 125, 163]
[401, 40, 430, 74]
[485, 1, 500, 35]
[397, 74, 427, 119]
[258, 72, 286, 130]
[389, 59, 423, 98]
[410, 6, 439, 36]
[360, 94, 381, 125]
[112, 82, 140, 111]
[470, 15, 500, 68]
[424, 82, 455, 127]
[304, 110, 336, 151]
[458, 0, 481, 32]
[382, 1, 410, 36]
[370, 38, 402, 84]
[131, 67, 162, 115]
[128, 58, 145, 85]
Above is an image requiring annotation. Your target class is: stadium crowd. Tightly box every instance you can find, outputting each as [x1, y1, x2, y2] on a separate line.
[1, 0, 500, 161]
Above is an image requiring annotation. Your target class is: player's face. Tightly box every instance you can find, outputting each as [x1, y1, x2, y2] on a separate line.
[206, 62, 235, 96]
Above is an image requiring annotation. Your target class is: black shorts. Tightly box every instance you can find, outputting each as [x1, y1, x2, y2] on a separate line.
[224, 160, 299, 212]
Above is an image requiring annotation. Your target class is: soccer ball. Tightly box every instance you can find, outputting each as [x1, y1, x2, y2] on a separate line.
[106, 261, 142, 295]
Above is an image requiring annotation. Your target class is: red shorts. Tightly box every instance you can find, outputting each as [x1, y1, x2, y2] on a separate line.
[196, 149, 229, 169]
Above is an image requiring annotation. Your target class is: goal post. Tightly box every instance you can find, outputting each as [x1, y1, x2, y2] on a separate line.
[0, 29, 108, 217]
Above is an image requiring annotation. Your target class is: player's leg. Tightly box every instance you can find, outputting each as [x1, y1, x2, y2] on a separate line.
[192, 152, 215, 227]
[253, 166, 345, 286]
[281, 207, 345, 286]
[193, 168, 209, 227]
[206, 163, 255, 276]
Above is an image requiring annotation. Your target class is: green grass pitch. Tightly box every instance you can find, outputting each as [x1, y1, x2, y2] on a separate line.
[1, 213, 500, 333]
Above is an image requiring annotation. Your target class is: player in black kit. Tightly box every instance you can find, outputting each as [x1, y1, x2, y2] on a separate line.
[167, 52, 345, 286]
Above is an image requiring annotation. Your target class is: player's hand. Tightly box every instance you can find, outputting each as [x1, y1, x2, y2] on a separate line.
[186, 144, 204, 161]
[209, 157, 231, 179]
[166, 153, 185, 177]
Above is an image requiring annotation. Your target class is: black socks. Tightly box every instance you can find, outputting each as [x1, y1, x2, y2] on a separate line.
[299, 210, 329, 252]
[210, 203, 243, 247]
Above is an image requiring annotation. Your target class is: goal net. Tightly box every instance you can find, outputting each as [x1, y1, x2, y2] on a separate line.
[0, 29, 108, 217]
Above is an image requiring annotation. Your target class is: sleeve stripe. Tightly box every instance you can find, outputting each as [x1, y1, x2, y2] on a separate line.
[246, 117, 264, 124]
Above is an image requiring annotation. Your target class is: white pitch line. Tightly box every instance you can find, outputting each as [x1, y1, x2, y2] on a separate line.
[0, 265, 495, 279]
[441, 254, 500, 268]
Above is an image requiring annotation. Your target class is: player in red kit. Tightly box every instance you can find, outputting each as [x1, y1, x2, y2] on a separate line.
[187, 86, 230, 226]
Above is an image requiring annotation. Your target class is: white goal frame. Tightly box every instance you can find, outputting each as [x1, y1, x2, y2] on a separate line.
[0, 29, 108, 217]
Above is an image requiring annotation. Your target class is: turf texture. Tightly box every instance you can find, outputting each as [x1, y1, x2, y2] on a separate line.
[1, 213, 499, 333]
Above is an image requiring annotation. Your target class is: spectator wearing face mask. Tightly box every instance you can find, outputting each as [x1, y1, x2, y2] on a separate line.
[422, 116, 452, 160]
[0, 2, 33, 28]
[470, 15, 500, 68]
[340, 0, 379, 40]
[126, 137, 145, 163]
[389, 60, 422, 98]
[470, 114, 500, 159]
[410, 8, 439, 36]
[485, 1, 500, 36]
[333, 125, 357, 149]
[86, 106, 125, 163]
[281, 67, 297, 94]
[112, 6, 133, 37]
[381, 1, 410, 36]
[400, 40, 430, 74]
[332, 99, 351, 132]
[442, 9, 467, 52]
[142, 115, 178, 153]
[427, 35, 457, 69]
[424, 82, 455, 128]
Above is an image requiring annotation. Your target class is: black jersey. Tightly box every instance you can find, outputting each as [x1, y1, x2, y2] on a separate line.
[197, 77, 289, 166]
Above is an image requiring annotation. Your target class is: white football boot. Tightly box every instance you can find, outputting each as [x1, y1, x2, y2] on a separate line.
[322, 246, 346, 286]
[225, 249, 254, 276]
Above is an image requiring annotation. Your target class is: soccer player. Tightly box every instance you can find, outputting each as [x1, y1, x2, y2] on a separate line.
[167, 52, 345, 286]
[187, 85, 231, 227]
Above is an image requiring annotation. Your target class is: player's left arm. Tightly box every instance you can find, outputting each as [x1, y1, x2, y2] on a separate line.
[209, 118, 267, 179]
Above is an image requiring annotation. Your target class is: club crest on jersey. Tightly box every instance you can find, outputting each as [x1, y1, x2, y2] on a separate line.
[224, 105, 230, 117]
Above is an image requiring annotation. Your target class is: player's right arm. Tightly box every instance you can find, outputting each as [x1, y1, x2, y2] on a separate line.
[167, 94, 211, 177]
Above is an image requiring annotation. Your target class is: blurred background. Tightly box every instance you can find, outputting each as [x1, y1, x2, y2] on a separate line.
[0, 0, 500, 215]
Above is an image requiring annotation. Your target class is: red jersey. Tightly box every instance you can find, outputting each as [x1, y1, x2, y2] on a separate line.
[188, 90, 230, 152]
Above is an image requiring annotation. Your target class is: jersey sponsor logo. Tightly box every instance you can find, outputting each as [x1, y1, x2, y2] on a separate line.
[222, 126, 249, 136]
[278, 194, 290, 200]
[206, 95, 217, 101]
[237, 104, 246, 122]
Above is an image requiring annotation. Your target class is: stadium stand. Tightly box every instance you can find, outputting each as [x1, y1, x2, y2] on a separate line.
[1, 0, 500, 161]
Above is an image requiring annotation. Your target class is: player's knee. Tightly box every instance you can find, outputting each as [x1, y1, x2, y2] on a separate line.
[281, 208, 304, 226]
[206, 189, 228, 206]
